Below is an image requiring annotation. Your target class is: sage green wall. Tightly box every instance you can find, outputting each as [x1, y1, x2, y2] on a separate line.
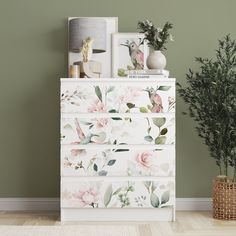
[0, 0, 235, 198]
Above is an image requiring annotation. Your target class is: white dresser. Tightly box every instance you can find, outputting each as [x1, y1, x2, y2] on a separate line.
[60, 78, 176, 221]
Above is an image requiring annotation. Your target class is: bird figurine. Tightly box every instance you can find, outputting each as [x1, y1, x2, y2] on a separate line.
[144, 87, 163, 113]
[120, 39, 144, 70]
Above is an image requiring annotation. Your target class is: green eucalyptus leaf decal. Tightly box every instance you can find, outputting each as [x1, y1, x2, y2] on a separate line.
[107, 159, 116, 166]
[160, 128, 168, 135]
[104, 184, 113, 207]
[161, 191, 170, 204]
[109, 109, 118, 113]
[144, 135, 153, 142]
[150, 193, 160, 208]
[155, 136, 167, 144]
[152, 117, 166, 127]
[63, 124, 73, 130]
[151, 182, 157, 192]
[139, 107, 149, 113]
[113, 187, 122, 195]
[157, 86, 171, 91]
[114, 149, 129, 152]
[106, 86, 115, 93]
[126, 103, 135, 109]
[111, 117, 122, 120]
[95, 86, 102, 102]
[93, 163, 98, 172]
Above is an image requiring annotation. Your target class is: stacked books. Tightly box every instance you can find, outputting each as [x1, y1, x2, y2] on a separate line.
[127, 69, 169, 79]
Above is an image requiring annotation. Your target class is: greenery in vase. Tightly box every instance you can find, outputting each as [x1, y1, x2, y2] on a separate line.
[137, 20, 173, 51]
[177, 35, 236, 181]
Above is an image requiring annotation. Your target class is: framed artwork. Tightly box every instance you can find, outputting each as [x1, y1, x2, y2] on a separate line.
[68, 17, 118, 78]
[112, 33, 148, 77]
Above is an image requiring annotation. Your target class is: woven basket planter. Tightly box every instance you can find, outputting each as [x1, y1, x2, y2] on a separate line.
[213, 179, 236, 220]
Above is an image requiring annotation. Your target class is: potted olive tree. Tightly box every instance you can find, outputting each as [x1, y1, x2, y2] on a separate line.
[178, 35, 236, 220]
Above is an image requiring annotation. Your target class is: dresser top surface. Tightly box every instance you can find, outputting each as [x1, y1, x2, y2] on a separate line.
[60, 78, 176, 83]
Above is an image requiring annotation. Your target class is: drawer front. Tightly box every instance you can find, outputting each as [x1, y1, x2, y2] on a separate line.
[61, 83, 175, 114]
[61, 84, 106, 113]
[61, 116, 175, 145]
[61, 147, 175, 177]
[106, 85, 175, 113]
[61, 179, 175, 208]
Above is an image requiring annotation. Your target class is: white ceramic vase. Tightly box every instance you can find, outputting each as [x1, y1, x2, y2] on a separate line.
[146, 50, 167, 70]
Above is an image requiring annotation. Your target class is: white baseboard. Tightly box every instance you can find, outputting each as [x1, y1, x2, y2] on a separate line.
[176, 198, 212, 211]
[0, 198, 59, 211]
[0, 198, 212, 211]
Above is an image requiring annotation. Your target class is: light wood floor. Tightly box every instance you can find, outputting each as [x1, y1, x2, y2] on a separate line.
[0, 211, 236, 236]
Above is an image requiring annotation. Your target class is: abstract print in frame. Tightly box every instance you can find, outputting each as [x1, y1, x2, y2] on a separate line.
[112, 33, 148, 77]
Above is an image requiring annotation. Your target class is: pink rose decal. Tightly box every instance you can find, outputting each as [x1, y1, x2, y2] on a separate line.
[73, 186, 99, 207]
[135, 151, 155, 170]
[88, 99, 106, 113]
[119, 87, 141, 103]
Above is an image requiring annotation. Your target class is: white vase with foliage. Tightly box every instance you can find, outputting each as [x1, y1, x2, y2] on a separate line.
[138, 20, 174, 70]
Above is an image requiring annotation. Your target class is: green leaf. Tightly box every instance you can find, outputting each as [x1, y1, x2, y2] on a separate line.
[107, 159, 116, 166]
[126, 103, 135, 109]
[139, 107, 149, 113]
[150, 193, 160, 208]
[147, 105, 152, 111]
[113, 187, 122, 195]
[106, 86, 115, 93]
[104, 184, 113, 207]
[93, 163, 98, 172]
[95, 86, 102, 102]
[111, 117, 122, 120]
[113, 140, 117, 145]
[63, 124, 73, 130]
[161, 191, 170, 204]
[98, 170, 108, 176]
[144, 135, 153, 142]
[118, 68, 127, 77]
[155, 136, 167, 144]
[114, 149, 129, 152]
[157, 86, 171, 91]
[109, 109, 118, 113]
[160, 128, 168, 135]
[151, 182, 157, 192]
[152, 118, 166, 127]
[147, 127, 151, 134]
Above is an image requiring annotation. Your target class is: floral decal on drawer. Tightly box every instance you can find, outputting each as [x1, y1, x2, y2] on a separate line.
[61, 116, 175, 145]
[61, 85, 107, 113]
[61, 84, 175, 113]
[61, 180, 175, 208]
[61, 148, 175, 177]
[106, 85, 175, 113]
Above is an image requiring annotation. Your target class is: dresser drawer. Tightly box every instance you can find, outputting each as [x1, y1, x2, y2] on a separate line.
[61, 146, 175, 177]
[61, 82, 175, 114]
[61, 116, 175, 145]
[61, 179, 175, 208]
[61, 83, 106, 113]
[106, 85, 175, 113]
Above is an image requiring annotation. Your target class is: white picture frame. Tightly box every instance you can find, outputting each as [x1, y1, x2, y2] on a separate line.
[68, 17, 118, 78]
[112, 33, 148, 78]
